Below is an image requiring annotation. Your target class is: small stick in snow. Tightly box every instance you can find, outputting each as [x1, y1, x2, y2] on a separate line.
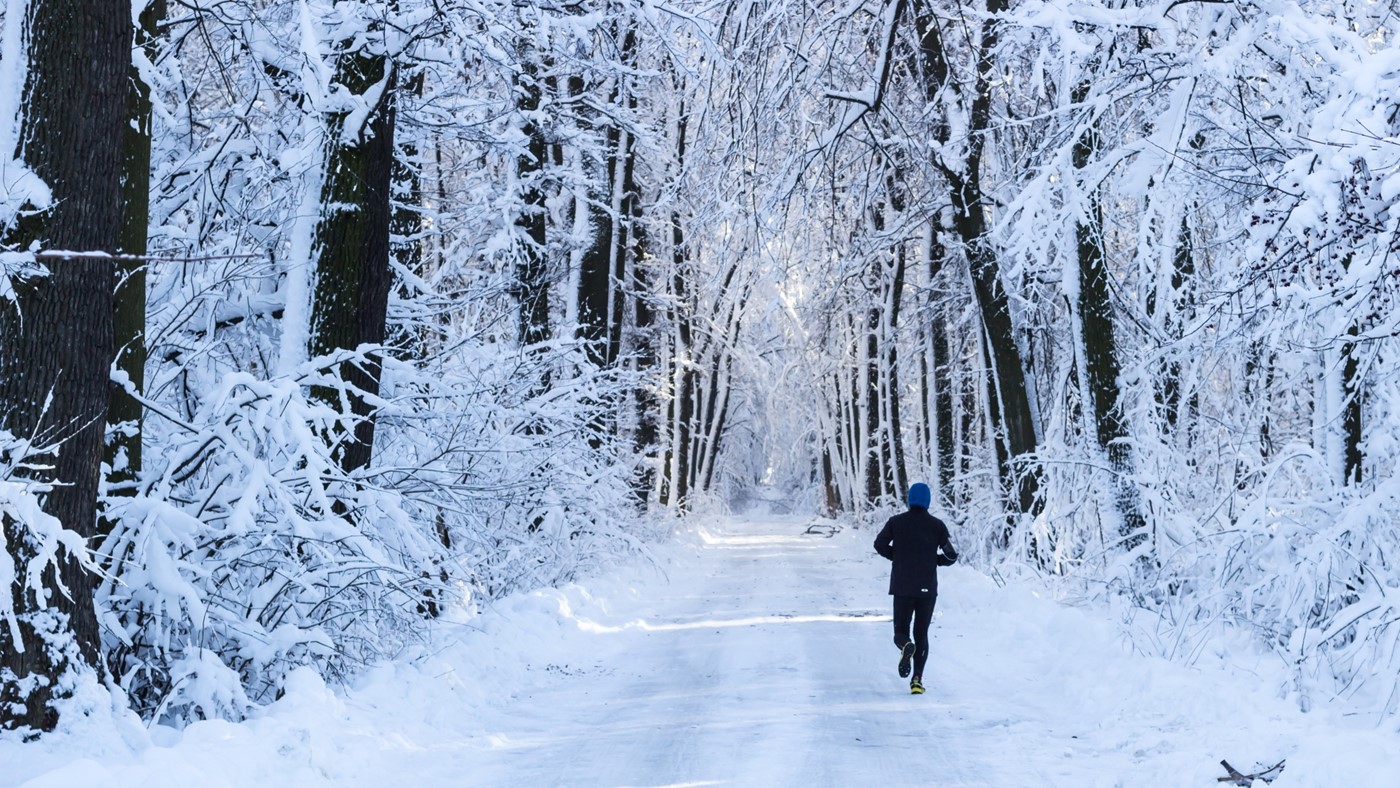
[1217, 759, 1286, 785]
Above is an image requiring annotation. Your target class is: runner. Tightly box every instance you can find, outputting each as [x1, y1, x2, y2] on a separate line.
[873, 483, 958, 694]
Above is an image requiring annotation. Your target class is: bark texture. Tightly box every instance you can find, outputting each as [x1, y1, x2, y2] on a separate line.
[308, 40, 396, 475]
[107, 0, 166, 505]
[0, 0, 129, 732]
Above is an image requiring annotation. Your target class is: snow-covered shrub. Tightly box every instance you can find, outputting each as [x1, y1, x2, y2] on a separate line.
[99, 321, 652, 726]
[0, 430, 96, 733]
[99, 358, 440, 723]
[1124, 449, 1400, 715]
[372, 339, 654, 602]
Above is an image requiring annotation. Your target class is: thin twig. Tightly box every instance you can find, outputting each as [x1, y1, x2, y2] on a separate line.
[31, 251, 262, 263]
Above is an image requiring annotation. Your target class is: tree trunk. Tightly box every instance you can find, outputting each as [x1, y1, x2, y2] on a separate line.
[0, 0, 129, 732]
[955, 192, 1039, 519]
[864, 292, 882, 503]
[390, 71, 427, 361]
[839, 368, 859, 507]
[106, 0, 165, 506]
[307, 36, 396, 475]
[928, 214, 956, 505]
[1328, 247, 1363, 485]
[1159, 213, 1195, 432]
[913, 0, 1038, 525]
[958, 17, 1037, 525]
[1074, 81, 1143, 544]
[574, 66, 616, 379]
[911, 4, 956, 506]
[830, 376, 850, 511]
[1341, 312, 1363, 486]
[887, 242, 909, 497]
[615, 25, 657, 506]
[661, 102, 693, 509]
[514, 59, 550, 350]
[700, 355, 734, 493]
[627, 147, 657, 504]
[821, 447, 840, 515]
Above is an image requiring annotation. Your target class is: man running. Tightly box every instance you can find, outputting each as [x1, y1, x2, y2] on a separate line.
[873, 482, 958, 694]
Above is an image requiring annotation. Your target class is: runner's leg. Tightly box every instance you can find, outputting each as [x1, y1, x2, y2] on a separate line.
[892, 596, 914, 650]
[911, 595, 936, 677]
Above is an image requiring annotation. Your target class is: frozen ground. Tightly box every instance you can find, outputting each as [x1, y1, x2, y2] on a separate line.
[5, 516, 1398, 787]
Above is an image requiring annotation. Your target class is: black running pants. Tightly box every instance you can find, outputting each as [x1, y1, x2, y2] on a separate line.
[892, 595, 936, 678]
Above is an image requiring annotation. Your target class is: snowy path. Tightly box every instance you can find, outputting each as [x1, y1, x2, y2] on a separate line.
[9, 517, 1399, 787]
[456, 520, 925, 786]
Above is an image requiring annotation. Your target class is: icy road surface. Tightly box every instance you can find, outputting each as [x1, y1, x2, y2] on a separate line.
[8, 517, 1398, 787]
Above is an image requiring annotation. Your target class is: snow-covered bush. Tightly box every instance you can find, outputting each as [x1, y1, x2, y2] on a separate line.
[98, 359, 438, 722]
[373, 341, 653, 600]
[99, 334, 652, 724]
[0, 429, 95, 732]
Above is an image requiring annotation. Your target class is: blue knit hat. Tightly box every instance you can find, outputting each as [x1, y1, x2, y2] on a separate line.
[908, 483, 931, 508]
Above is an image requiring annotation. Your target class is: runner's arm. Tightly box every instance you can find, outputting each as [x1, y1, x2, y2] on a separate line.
[873, 522, 894, 561]
[936, 521, 958, 566]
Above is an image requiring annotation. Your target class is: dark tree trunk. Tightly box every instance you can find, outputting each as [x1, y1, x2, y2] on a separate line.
[391, 71, 426, 361]
[928, 215, 956, 505]
[308, 39, 396, 475]
[821, 447, 840, 515]
[1340, 251, 1363, 485]
[514, 59, 551, 349]
[912, 3, 955, 505]
[830, 377, 850, 511]
[1340, 329, 1363, 484]
[700, 356, 734, 493]
[627, 177, 657, 504]
[841, 367, 859, 504]
[932, 314, 955, 504]
[0, 0, 129, 733]
[1074, 81, 1143, 544]
[953, 1, 1037, 525]
[106, 0, 165, 506]
[628, 192, 657, 504]
[1159, 213, 1195, 432]
[574, 73, 616, 388]
[606, 171, 626, 372]
[612, 25, 656, 506]
[919, 324, 933, 471]
[661, 104, 693, 508]
[953, 190, 1039, 518]
[913, 0, 1038, 525]
[663, 347, 695, 509]
[887, 242, 909, 497]
[668, 333, 700, 508]
[663, 113, 694, 508]
[864, 294, 882, 503]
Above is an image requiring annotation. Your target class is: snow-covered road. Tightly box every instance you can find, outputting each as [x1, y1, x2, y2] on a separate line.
[8, 516, 1398, 787]
[459, 520, 925, 787]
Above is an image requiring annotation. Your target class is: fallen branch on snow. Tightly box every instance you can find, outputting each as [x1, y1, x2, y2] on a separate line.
[1218, 759, 1285, 786]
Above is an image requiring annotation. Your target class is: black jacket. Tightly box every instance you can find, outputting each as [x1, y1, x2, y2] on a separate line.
[874, 507, 958, 597]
